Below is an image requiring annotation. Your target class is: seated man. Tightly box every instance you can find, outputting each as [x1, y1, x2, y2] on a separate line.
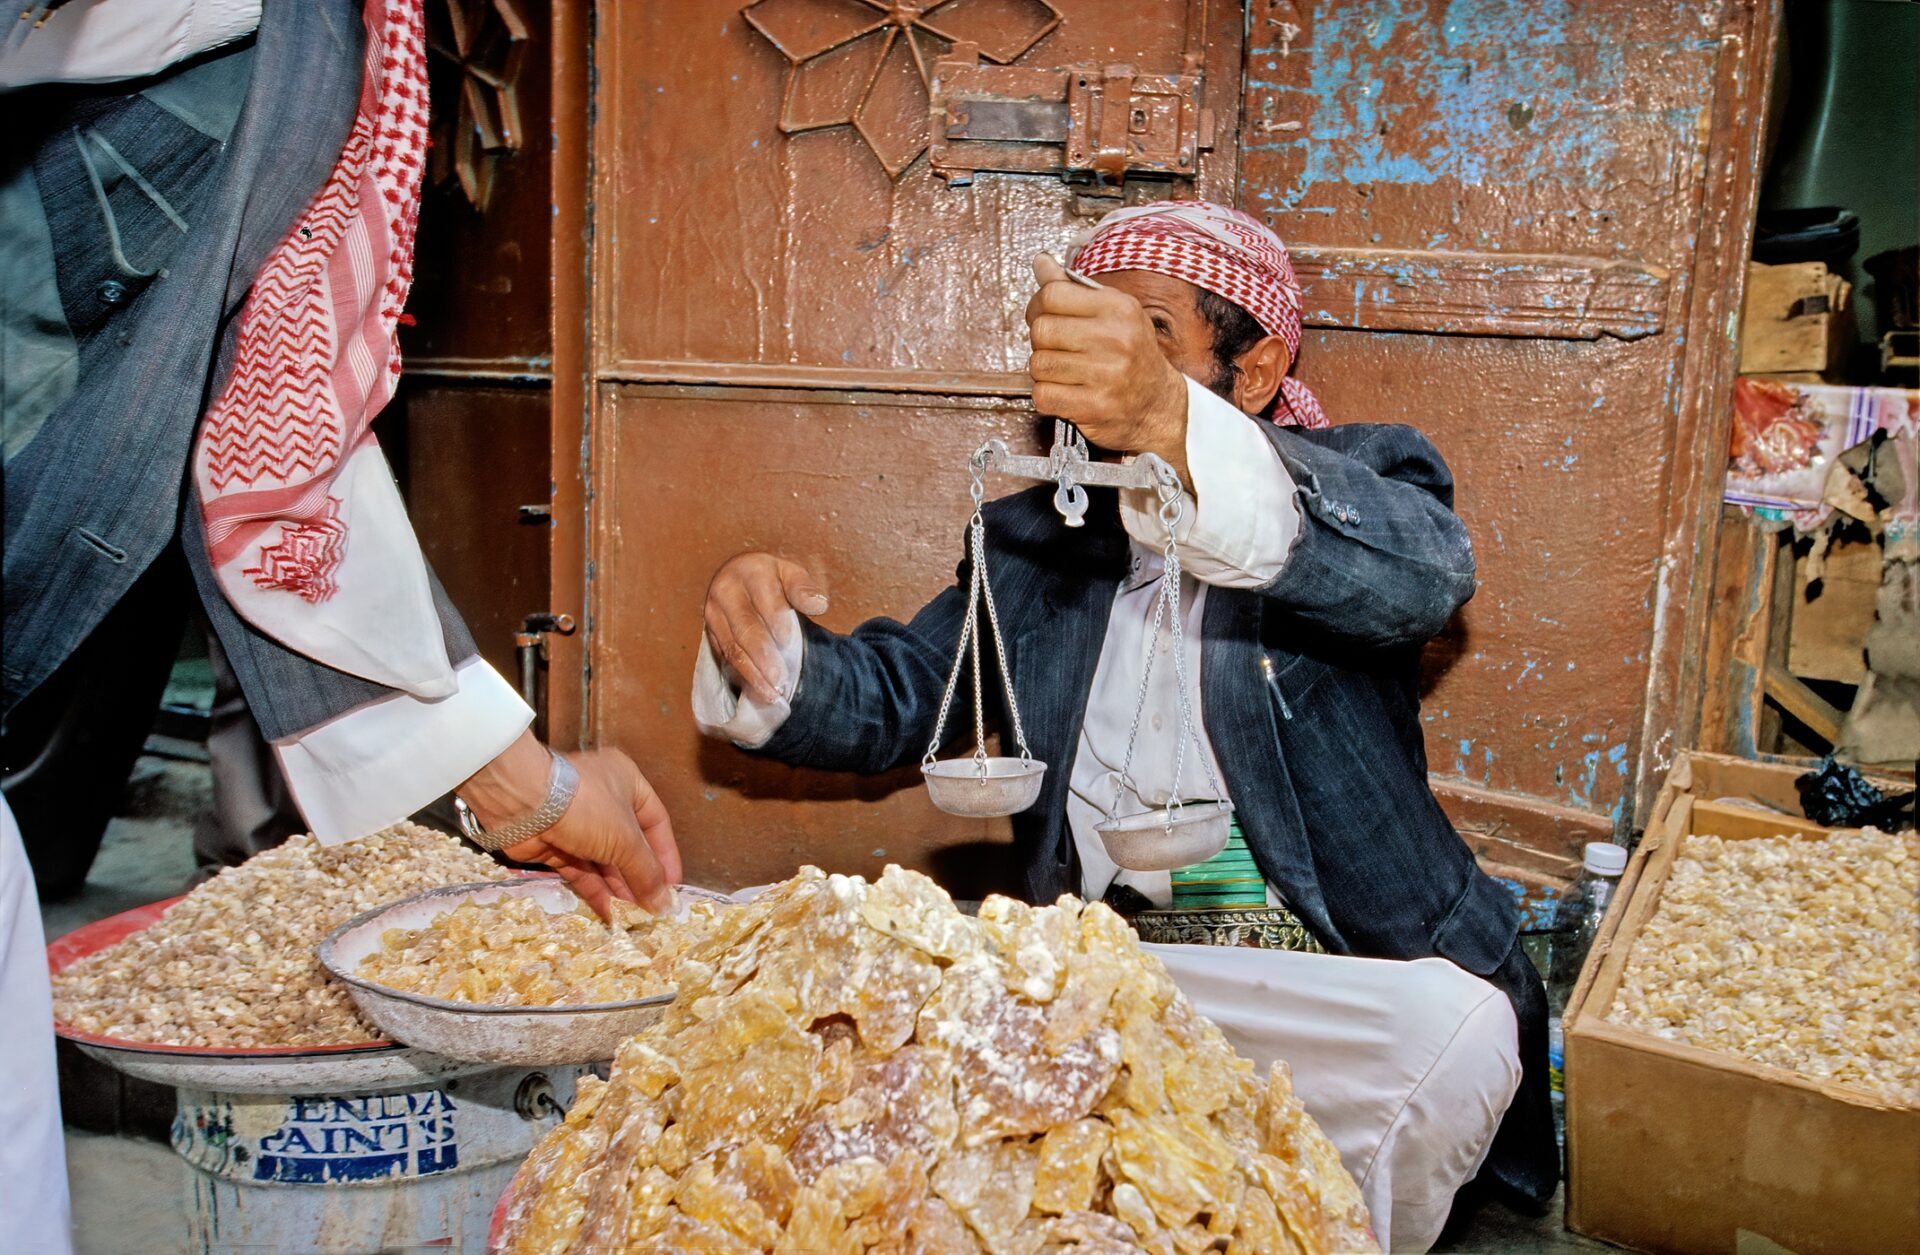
[692, 201, 1554, 1249]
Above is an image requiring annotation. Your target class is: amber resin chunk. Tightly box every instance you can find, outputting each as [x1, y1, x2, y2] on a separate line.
[495, 866, 1378, 1255]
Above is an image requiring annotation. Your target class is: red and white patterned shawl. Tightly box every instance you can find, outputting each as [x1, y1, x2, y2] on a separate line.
[1071, 200, 1330, 429]
[192, 0, 453, 697]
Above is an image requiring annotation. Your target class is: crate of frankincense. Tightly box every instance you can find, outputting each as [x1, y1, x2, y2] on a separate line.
[1563, 751, 1918, 1255]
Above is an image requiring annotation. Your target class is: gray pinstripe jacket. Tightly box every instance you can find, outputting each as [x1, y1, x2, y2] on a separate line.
[3, 0, 477, 739]
[753, 422, 1521, 978]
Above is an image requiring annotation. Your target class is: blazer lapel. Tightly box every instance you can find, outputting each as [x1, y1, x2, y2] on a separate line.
[1202, 589, 1339, 943]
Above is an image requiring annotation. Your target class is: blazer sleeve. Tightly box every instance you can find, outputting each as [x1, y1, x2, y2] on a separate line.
[1255, 422, 1477, 645]
[753, 583, 973, 776]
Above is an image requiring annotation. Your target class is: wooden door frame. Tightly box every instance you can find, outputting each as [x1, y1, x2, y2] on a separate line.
[1632, 0, 1781, 820]
[547, 0, 593, 749]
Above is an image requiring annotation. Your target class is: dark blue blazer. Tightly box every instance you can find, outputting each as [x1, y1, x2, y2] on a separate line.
[756, 420, 1520, 980]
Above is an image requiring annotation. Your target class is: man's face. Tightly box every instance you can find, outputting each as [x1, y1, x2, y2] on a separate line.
[1093, 268, 1221, 389]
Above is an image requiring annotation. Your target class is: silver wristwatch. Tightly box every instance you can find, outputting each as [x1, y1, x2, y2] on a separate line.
[454, 752, 580, 853]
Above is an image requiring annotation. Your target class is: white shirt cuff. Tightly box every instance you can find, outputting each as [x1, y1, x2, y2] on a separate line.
[0, 0, 261, 89]
[1119, 375, 1301, 588]
[691, 611, 803, 749]
[276, 656, 533, 845]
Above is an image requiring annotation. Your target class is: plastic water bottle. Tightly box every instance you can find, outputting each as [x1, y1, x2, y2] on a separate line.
[1545, 842, 1627, 1147]
[1547, 841, 1629, 1014]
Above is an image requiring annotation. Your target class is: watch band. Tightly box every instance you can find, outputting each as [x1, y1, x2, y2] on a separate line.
[454, 752, 580, 853]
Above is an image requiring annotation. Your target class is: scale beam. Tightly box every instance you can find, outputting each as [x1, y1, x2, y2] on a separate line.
[975, 422, 1180, 526]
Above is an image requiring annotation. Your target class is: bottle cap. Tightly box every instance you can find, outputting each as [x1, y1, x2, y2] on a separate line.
[1583, 842, 1629, 876]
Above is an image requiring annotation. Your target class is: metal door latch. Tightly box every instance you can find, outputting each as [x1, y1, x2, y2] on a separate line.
[929, 43, 1213, 189]
[516, 612, 577, 741]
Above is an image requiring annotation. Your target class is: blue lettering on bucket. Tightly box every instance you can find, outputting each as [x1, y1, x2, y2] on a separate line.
[253, 1090, 460, 1183]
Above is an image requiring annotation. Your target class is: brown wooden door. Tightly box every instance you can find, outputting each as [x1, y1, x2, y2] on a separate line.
[563, 0, 1246, 894]
[536, 0, 1772, 894]
[1234, 0, 1776, 886]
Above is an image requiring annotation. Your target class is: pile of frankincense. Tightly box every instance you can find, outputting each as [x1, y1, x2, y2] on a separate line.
[497, 866, 1378, 1254]
[1609, 825, 1918, 1105]
[52, 823, 510, 1048]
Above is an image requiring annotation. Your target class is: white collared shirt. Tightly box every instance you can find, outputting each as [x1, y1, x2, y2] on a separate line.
[278, 657, 532, 844]
[694, 378, 1301, 905]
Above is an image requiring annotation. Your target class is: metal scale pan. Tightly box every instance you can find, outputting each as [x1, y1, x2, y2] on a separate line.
[318, 878, 734, 1066]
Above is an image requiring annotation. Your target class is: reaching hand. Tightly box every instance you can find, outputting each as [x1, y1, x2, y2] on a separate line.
[1025, 252, 1189, 470]
[459, 731, 681, 917]
[702, 551, 829, 704]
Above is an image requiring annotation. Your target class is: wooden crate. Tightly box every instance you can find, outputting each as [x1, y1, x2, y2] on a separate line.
[1563, 752, 1918, 1255]
[1738, 262, 1854, 376]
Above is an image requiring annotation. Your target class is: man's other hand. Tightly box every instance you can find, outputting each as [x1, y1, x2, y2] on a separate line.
[1025, 253, 1188, 468]
[459, 731, 681, 917]
[702, 552, 828, 705]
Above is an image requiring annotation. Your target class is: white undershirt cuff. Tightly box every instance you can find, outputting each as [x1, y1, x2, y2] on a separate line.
[1118, 375, 1300, 588]
[276, 656, 532, 845]
[690, 610, 804, 748]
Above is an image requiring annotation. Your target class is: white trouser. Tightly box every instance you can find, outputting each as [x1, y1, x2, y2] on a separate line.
[1150, 944, 1519, 1253]
[0, 794, 74, 1255]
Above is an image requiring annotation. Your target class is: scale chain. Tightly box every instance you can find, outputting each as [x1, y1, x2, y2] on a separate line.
[923, 453, 1037, 773]
[922, 558, 977, 766]
[1162, 489, 1229, 807]
[974, 508, 1034, 763]
[1104, 483, 1228, 824]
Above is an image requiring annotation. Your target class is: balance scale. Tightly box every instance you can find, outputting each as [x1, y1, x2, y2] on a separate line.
[919, 284, 1236, 873]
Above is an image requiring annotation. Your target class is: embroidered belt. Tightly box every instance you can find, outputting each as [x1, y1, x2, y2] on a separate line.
[1128, 904, 1328, 953]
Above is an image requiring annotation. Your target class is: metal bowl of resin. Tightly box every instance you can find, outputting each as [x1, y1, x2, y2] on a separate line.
[922, 757, 1047, 817]
[1095, 801, 1234, 872]
[318, 879, 731, 1067]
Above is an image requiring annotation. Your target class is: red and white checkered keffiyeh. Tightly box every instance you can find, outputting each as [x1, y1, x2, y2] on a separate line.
[1071, 201, 1328, 429]
[190, 0, 455, 698]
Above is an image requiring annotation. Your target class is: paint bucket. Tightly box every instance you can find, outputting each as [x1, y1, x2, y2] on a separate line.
[171, 1066, 580, 1254]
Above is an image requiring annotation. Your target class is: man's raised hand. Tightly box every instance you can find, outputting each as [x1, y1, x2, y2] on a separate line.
[1024, 253, 1187, 463]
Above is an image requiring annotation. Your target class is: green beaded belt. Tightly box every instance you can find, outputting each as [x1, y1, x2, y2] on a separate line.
[1127, 818, 1326, 954]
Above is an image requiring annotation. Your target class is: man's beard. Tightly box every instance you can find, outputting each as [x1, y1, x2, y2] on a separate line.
[1204, 358, 1240, 409]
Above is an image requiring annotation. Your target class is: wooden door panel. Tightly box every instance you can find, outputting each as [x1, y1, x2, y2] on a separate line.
[1243, 4, 1722, 260]
[1234, 0, 1774, 865]
[1298, 329, 1671, 854]
[401, 385, 554, 682]
[406, 0, 555, 370]
[593, 385, 1038, 891]
[584, 0, 1249, 884]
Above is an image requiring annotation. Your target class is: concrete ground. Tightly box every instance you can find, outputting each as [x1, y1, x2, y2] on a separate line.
[45, 753, 1614, 1255]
